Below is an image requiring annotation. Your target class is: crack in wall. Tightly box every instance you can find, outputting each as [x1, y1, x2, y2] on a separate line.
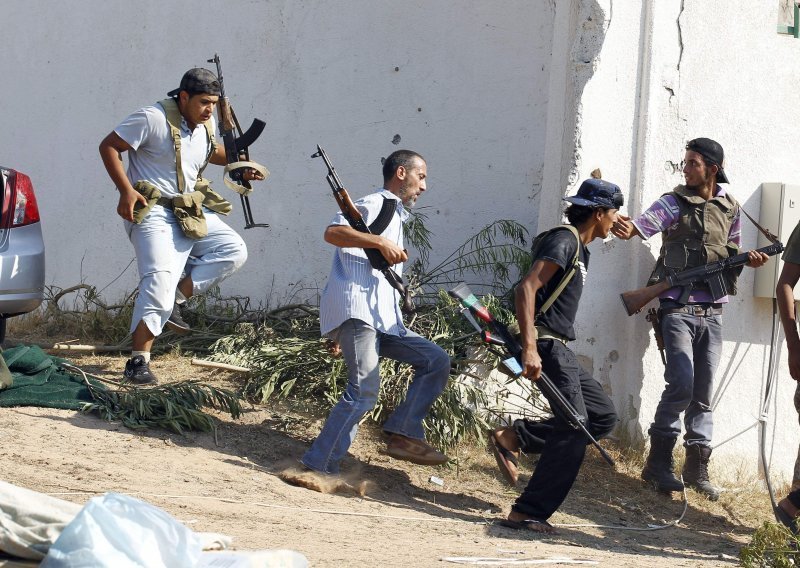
[676, 0, 685, 71]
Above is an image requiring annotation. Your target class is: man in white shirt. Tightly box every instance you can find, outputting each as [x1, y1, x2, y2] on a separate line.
[301, 150, 451, 476]
[99, 68, 264, 384]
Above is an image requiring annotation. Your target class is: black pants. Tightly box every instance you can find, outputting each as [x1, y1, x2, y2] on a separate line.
[512, 339, 617, 521]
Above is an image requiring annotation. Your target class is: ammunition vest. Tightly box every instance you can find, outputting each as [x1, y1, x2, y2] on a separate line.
[647, 185, 740, 294]
[157, 98, 218, 194]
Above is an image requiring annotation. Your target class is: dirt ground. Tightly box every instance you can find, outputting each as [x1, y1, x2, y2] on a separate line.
[0, 348, 780, 567]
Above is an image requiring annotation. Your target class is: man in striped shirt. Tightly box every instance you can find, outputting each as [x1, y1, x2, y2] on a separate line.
[301, 150, 451, 476]
[612, 138, 768, 500]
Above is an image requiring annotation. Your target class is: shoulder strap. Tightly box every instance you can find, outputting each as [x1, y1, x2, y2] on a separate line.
[158, 98, 216, 193]
[537, 224, 581, 316]
[367, 198, 397, 235]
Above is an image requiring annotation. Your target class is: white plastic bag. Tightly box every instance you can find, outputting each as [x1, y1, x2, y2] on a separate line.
[40, 492, 203, 568]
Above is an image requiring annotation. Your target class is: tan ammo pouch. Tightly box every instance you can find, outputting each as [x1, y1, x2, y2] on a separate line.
[131, 181, 163, 224]
[534, 324, 570, 345]
[194, 178, 232, 216]
[171, 191, 208, 239]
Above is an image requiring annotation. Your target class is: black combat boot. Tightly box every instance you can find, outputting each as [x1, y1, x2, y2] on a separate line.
[641, 435, 685, 492]
[682, 444, 720, 501]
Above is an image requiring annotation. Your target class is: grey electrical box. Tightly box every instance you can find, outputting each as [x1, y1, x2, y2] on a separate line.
[753, 183, 800, 299]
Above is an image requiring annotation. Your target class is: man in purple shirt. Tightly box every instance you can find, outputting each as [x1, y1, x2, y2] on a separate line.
[612, 138, 768, 500]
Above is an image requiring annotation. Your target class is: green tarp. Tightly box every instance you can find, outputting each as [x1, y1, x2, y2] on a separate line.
[0, 345, 104, 410]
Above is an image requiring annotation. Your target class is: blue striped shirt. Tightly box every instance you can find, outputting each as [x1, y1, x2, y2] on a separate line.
[320, 189, 409, 337]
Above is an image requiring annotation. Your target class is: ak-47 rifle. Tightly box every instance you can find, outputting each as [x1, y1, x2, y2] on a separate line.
[311, 145, 415, 315]
[620, 241, 784, 316]
[207, 54, 269, 229]
[448, 282, 615, 468]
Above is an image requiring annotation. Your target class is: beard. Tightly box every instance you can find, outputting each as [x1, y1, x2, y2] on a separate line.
[398, 184, 417, 207]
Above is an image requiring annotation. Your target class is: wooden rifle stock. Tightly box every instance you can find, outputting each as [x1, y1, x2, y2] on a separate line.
[216, 98, 236, 134]
[620, 280, 671, 316]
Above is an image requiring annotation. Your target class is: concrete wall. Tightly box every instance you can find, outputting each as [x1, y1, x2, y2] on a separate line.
[572, 0, 800, 483]
[1, 0, 551, 307]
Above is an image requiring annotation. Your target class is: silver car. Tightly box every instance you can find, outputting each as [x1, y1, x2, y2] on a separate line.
[0, 166, 45, 342]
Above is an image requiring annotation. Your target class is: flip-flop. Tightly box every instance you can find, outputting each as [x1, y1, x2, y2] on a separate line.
[498, 518, 557, 535]
[775, 503, 799, 535]
[489, 432, 519, 486]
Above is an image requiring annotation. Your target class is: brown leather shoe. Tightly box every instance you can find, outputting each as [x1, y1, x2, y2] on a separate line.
[385, 434, 449, 466]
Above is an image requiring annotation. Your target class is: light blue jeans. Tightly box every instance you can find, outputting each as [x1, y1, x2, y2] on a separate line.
[126, 207, 247, 336]
[649, 309, 722, 447]
[302, 318, 451, 474]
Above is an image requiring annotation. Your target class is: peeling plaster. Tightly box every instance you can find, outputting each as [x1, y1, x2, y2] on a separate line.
[567, 1, 612, 191]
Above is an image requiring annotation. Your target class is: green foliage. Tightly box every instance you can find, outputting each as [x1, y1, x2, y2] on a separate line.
[82, 381, 242, 434]
[409, 218, 530, 302]
[740, 522, 800, 567]
[209, 217, 542, 449]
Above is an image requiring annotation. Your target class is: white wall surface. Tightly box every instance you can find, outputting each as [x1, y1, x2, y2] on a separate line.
[574, 0, 800, 483]
[1, 0, 552, 308]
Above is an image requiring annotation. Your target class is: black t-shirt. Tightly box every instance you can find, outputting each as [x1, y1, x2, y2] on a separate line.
[533, 227, 589, 341]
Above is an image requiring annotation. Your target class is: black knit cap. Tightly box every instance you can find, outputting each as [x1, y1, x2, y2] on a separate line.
[686, 138, 730, 184]
[167, 68, 221, 97]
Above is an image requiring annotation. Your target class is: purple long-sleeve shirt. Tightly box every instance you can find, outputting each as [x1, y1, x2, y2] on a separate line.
[631, 186, 741, 304]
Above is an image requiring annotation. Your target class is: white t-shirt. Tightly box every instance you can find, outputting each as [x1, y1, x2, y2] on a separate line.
[114, 103, 216, 199]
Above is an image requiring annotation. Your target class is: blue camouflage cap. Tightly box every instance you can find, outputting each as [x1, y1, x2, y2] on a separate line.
[563, 178, 624, 209]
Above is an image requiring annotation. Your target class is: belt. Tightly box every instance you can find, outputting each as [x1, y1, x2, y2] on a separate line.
[661, 305, 723, 317]
[535, 325, 570, 344]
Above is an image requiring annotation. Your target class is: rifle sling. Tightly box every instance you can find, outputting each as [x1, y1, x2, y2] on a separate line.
[537, 225, 581, 315]
[367, 198, 397, 235]
[739, 205, 780, 244]
[360, 198, 400, 271]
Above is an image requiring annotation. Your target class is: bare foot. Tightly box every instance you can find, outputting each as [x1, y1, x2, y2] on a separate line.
[492, 427, 521, 453]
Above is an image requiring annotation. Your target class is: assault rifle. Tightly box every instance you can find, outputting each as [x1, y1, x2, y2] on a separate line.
[620, 241, 784, 316]
[448, 282, 615, 468]
[207, 54, 269, 229]
[311, 145, 415, 315]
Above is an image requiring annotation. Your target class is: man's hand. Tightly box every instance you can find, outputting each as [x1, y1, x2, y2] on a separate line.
[116, 189, 148, 222]
[243, 168, 265, 182]
[746, 250, 770, 268]
[519, 346, 543, 381]
[611, 214, 640, 240]
[376, 237, 408, 265]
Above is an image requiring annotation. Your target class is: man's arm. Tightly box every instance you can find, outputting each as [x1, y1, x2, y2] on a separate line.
[98, 132, 146, 222]
[208, 142, 265, 181]
[778, 262, 800, 380]
[324, 225, 407, 265]
[514, 259, 559, 380]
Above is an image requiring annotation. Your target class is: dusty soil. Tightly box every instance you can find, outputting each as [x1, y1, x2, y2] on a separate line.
[0, 347, 778, 567]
